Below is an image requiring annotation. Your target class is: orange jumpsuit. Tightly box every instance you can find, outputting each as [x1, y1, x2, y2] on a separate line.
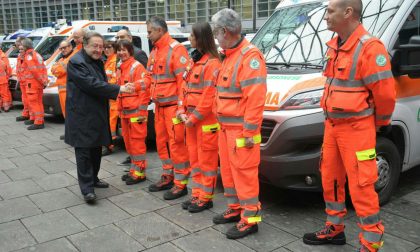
[216, 38, 267, 225]
[105, 53, 118, 138]
[0, 50, 12, 110]
[178, 54, 221, 201]
[320, 24, 396, 251]
[51, 49, 77, 117]
[16, 52, 30, 118]
[143, 33, 190, 188]
[22, 49, 48, 125]
[118, 57, 149, 179]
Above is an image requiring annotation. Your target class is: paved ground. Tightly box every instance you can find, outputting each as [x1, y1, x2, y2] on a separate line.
[0, 108, 419, 252]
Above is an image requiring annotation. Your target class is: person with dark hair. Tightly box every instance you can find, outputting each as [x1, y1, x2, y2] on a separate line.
[141, 16, 190, 200]
[65, 31, 134, 203]
[176, 22, 221, 213]
[115, 40, 150, 185]
[116, 28, 148, 68]
[102, 40, 119, 156]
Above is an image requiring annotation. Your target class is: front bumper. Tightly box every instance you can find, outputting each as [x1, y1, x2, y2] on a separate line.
[43, 87, 62, 116]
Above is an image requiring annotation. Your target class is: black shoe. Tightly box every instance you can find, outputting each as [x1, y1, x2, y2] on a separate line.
[101, 146, 112, 156]
[27, 124, 44, 130]
[303, 225, 346, 245]
[148, 176, 174, 192]
[4, 109, 9, 112]
[226, 221, 258, 239]
[59, 134, 65, 140]
[121, 173, 130, 181]
[16, 116, 29, 122]
[213, 208, 241, 224]
[182, 197, 198, 210]
[117, 156, 131, 166]
[125, 176, 146, 185]
[83, 192, 97, 203]
[24, 119, 34, 125]
[94, 180, 109, 188]
[188, 200, 213, 213]
[163, 186, 188, 200]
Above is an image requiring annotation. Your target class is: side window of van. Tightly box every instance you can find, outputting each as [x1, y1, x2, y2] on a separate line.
[132, 36, 142, 49]
[398, 3, 420, 45]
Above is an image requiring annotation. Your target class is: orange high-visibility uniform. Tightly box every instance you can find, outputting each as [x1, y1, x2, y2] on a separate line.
[105, 53, 118, 138]
[118, 57, 149, 179]
[51, 49, 77, 118]
[22, 49, 48, 125]
[142, 33, 190, 188]
[16, 52, 30, 117]
[0, 50, 12, 110]
[216, 38, 267, 225]
[178, 54, 221, 201]
[320, 24, 396, 251]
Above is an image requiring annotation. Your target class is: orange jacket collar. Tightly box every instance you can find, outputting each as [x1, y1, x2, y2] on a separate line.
[76, 44, 83, 51]
[154, 33, 172, 49]
[222, 38, 247, 57]
[120, 56, 135, 69]
[106, 53, 117, 63]
[196, 53, 210, 65]
[327, 24, 368, 51]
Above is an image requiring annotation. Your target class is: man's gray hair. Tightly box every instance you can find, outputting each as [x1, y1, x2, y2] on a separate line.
[83, 31, 104, 46]
[211, 8, 242, 35]
[120, 28, 132, 37]
[147, 16, 168, 33]
[21, 38, 33, 49]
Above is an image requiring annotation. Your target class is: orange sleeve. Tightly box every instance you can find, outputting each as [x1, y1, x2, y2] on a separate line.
[189, 59, 220, 124]
[238, 50, 267, 137]
[51, 59, 67, 78]
[29, 52, 48, 84]
[171, 45, 189, 99]
[360, 41, 396, 126]
[2, 56, 11, 78]
[133, 63, 149, 116]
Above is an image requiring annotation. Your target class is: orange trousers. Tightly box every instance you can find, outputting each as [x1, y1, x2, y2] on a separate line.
[20, 83, 30, 117]
[109, 100, 119, 139]
[26, 86, 44, 125]
[186, 118, 218, 202]
[0, 83, 12, 110]
[219, 127, 261, 224]
[321, 116, 384, 250]
[121, 117, 147, 178]
[58, 86, 66, 118]
[155, 105, 190, 188]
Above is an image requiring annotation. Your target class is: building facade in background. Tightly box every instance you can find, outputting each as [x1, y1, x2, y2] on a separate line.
[0, 0, 279, 34]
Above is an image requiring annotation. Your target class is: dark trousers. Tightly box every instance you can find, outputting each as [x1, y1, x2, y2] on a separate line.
[75, 146, 102, 195]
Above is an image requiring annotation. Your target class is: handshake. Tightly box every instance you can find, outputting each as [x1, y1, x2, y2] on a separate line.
[120, 82, 135, 94]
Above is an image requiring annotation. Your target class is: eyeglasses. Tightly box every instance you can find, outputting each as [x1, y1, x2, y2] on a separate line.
[104, 46, 113, 49]
[89, 44, 104, 50]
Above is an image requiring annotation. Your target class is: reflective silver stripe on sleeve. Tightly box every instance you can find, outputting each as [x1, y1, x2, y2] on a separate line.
[174, 67, 186, 75]
[362, 70, 393, 86]
[192, 110, 204, 120]
[327, 214, 344, 225]
[239, 77, 266, 88]
[326, 201, 346, 211]
[240, 196, 259, 206]
[327, 77, 364, 87]
[187, 107, 195, 113]
[362, 231, 383, 242]
[217, 116, 244, 124]
[376, 114, 392, 121]
[360, 213, 380, 225]
[325, 107, 374, 119]
[244, 122, 258, 130]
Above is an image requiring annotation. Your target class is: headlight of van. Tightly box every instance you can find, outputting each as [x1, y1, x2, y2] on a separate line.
[280, 89, 323, 110]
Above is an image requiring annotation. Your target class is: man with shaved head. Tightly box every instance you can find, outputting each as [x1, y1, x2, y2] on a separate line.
[303, 0, 396, 251]
[72, 28, 85, 51]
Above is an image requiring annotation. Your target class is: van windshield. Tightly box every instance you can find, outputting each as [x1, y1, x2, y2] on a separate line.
[36, 36, 68, 60]
[1, 42, 15, 52]
[252, 0, 403, 67]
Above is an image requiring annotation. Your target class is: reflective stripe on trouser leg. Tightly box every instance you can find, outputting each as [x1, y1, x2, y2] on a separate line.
[27, 90, 44, 124]
[186, 126, 200, 197]
[358, 212, 384, 250]
[226, 128, 262, 223]
[321, 120, 348, 226]
[163, 105, 189, 188]
[219, 128, 240, 210]
[155, 105, 174, 178]
[127, 121, 148, 178]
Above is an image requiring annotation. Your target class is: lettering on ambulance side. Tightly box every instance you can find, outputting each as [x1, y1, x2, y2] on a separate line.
[266, 92, 280, 106]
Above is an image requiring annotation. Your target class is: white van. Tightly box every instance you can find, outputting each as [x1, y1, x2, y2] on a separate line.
[253, 0, 420, 205]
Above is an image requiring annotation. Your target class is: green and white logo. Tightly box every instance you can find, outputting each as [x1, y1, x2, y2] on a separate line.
[180, 56, 187, 64]
[376, 54, 387, 67]
[250, 58, 260, 70]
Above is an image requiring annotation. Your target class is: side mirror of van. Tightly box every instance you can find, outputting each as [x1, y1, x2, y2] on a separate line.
[392, 36, 420, 78]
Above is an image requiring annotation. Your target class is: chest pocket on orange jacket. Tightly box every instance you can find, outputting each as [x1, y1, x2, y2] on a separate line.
[185, 65, 204, 108]
[334, 55, 352, 80]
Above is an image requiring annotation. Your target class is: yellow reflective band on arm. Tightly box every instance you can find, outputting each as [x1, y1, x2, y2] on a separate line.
[371, 241, 384, 249]
[202, 123, 220, 132]
[204, 194, 214, 199]
[247, 216, 262, 223]
[356, 148, 376, 161]
[236, 134, 262, 148]
[130, 116, 147, 123]
[133, 171, 145, 177]
[172, 117, 182, 125]
[180, 179, 189, 185]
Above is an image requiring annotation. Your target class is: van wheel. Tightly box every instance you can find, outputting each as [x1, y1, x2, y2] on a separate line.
[375, 137, 401, 206]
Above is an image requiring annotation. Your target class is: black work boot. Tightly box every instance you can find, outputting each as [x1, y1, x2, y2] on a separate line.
[188, 200, 213, 213]
[121, 173, 130, 181]
[163, 186, 187, 200]
[303, 224, 346, 245]
[148, 176, 174, 192]
[125, 176, 146, 185]
[182, 197, 198, 210]
[226, 220, 258, 239]
[16, 116, 29, 122]
[27, 124, 44, 130]
[213, 208, 241, 224]
[24, 119, 34, 125]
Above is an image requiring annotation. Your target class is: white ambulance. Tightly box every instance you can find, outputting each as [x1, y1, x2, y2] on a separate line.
[254, 0, 420, 204]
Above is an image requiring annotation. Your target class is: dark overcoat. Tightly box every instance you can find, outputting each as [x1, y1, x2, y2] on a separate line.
[65, 49, 120, 147]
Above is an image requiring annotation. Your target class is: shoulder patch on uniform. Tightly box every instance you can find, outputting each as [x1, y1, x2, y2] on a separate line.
[180, 56, 187, 64]
[376, 54, 387, 67]
[250, 58, 260, 70]
[27, 55, 32, 61]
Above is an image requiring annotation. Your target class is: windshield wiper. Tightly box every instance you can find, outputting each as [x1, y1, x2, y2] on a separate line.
[267, 62, 322, 69]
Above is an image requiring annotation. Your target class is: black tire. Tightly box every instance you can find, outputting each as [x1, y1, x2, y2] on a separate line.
[375, 137, 401, 206]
